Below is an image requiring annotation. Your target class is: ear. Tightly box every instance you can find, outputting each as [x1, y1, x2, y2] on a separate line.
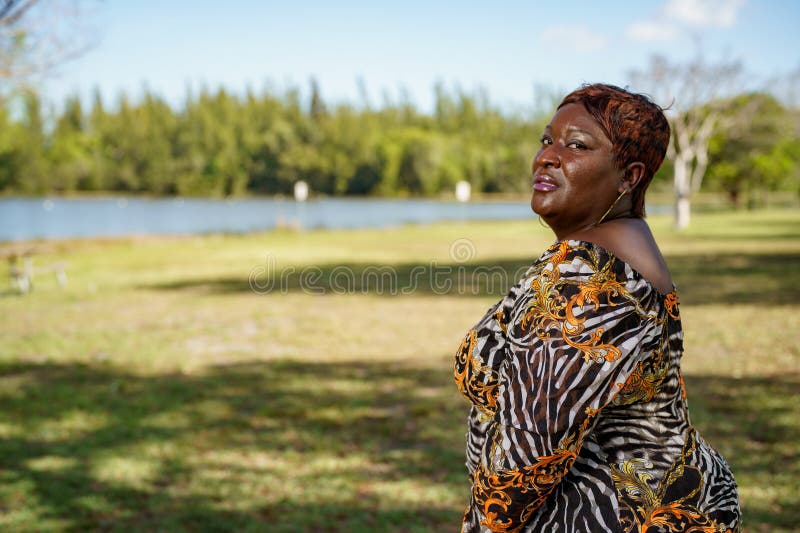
[621, 162, 646, 193]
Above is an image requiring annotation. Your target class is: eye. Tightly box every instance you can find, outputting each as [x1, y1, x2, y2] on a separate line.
[540, 135, 552, 146]
[567, 140, 587, 149]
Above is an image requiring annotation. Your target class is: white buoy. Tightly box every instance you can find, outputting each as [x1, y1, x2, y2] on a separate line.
[455, 181, 471, 203]
[294, 181, 309, 202]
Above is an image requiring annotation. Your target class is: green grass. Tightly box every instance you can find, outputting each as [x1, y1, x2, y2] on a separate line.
[1, 209, 799, 532]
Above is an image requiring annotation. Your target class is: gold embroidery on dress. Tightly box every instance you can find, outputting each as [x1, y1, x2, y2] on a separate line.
[614, 356, 669, 404]
[471, 407, 601, 532]
[519, 243, 654, 364]
[665, 291, 680, 319]
[495, 308, 508, 333]
[611, 430, 728, 532]
[454, 329, 499, 417]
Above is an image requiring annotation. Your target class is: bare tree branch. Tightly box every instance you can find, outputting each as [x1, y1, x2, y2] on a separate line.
[0, 0, 98, 87]
[0, 0, 39, 25]
[629, 53, 743, 229]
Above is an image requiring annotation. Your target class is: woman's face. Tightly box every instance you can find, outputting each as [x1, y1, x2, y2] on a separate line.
[530, 102, 624, 238]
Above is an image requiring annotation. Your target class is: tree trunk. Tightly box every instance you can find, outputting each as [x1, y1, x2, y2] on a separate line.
[675, 193, 691, 230]
[729, 189, 740, 209]
[672, 152, 692, 230]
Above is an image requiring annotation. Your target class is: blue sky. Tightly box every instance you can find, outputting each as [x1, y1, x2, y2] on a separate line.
[42, 0, 800, 112]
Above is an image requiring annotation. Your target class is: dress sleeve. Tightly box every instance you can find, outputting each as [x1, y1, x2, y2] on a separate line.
[455, 280, 526, 477]
[462, 241, 662, 533]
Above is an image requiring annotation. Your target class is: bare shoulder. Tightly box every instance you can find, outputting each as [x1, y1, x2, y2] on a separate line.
[570, 219, 674, 294]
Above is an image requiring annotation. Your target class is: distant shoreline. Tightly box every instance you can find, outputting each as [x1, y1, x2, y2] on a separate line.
[0, 191, 532, 203]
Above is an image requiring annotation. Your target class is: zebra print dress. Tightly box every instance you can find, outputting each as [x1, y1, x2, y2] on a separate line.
[454, 240, 741, 533]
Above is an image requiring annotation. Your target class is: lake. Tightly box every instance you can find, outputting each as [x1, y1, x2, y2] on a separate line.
[0, 196, 541, 241]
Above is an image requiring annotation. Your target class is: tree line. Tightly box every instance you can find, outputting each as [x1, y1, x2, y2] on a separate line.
[0, 82, 798, 206]
[0, 84, 547, 198]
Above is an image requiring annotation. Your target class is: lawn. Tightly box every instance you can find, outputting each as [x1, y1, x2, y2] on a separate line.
[1, 209, 799, 532]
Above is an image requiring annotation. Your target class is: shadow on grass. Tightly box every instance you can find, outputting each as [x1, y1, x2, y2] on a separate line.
[0, 360, 797, 531]
[684, 374, 800, 532]
[143, 251, 800, 305]
[668, 251, 800, 306]
[0, 359, 467, 532]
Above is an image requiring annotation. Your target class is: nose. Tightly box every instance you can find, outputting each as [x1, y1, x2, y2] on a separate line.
[533, 144, 559, 172]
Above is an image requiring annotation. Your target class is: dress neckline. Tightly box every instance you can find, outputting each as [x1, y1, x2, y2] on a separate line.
[546, 239, 678, 300]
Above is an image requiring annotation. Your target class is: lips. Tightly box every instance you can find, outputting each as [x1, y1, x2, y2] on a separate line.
[533, 173, 558, 192]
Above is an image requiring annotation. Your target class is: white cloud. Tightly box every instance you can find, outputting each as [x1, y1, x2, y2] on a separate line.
[626, 20, 678, 41]
[540, 25, 607, 51]
[664, 0, 746, 28]
[626, 0, 746, 42]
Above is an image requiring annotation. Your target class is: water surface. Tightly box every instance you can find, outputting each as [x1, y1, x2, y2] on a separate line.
[0, 197, 537, 241]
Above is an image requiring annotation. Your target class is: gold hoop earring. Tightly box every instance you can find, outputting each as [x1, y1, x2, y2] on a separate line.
[595, 190, 628, 226]
[538, 215, 550, 229]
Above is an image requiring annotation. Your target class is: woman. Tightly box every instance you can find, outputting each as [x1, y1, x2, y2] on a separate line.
[454, 84, 741, 532]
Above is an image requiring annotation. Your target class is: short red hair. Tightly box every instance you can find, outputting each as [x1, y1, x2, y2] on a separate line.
[558, 84, 670, 217]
